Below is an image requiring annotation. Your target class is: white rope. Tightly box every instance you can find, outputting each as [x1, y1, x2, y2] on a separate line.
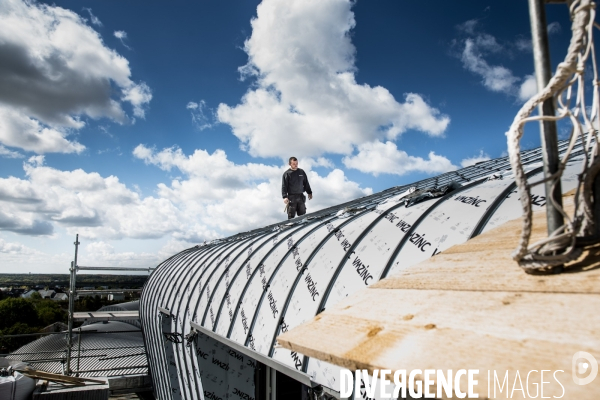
[507, 0, 600, 272]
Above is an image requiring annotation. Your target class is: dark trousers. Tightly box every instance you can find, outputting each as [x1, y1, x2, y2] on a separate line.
[287, 194, 306, 219]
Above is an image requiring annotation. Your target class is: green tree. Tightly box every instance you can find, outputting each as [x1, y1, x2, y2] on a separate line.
[0, 322, 39, 353]
[0, 298, 40, 330]
[35, 300, 67, 326]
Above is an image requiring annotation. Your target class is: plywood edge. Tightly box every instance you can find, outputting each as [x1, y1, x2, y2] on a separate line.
[277, 310, 600, 399]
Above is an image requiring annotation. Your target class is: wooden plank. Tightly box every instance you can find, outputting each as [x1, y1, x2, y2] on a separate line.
[277, 192, 600, 399]
[16, 368, 107, 385]
[277, 289, 600, 398]
[278, 308, 599, 399]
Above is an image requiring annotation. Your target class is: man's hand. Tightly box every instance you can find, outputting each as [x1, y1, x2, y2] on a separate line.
[284, 198, 289, 204]
[308, 194, 313, 200]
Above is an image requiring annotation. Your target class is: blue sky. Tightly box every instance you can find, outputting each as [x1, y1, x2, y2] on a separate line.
[0, 0, 575, 273]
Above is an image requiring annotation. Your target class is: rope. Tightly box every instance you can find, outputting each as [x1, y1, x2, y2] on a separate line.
[507, 0, 599, 272]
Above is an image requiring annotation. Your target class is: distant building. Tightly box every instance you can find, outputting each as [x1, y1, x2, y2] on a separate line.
[38, 290, 55, 299]
[21, 290, 37, 299]
[107, 293, 125, 301]
[53, 293, 68, 301]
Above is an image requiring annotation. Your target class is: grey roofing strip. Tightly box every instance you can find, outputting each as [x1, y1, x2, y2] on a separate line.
[267, 208, 373, 359]
[201, 231, 280, 328]
[314, 190, 446, 315]
[162, 242, 231, 400]
[211, 226, 304, 331]
[469, 166, 544, 239]
[225, 226, 306, 338]
[7, 327, 147, 378]
[243, 214, 339, 348]
[177, 236, 258, 398]
[141, 247, 200, 399]
[198, 233, 270, 327]
[379, 177, 488, 280]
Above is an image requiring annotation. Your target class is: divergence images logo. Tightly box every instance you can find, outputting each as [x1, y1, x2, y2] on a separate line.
[572, 351, 598, 386]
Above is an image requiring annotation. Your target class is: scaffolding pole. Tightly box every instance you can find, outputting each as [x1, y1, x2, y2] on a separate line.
[66, 234, 80, 375]
[528, 0, 564, 235]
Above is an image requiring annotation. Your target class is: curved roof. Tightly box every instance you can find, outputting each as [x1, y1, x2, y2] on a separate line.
[82, 300, 141, 328]
[140, 141, 584, 398]
[7, 321, 147, 377]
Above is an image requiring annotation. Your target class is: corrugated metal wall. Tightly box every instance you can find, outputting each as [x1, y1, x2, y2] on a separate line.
[140, 141, 584, 399]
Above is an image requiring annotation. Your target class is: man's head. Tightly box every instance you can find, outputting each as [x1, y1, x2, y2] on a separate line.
[289, 157, 298, 170]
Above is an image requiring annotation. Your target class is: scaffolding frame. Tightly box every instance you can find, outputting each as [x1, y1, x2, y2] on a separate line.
[65, 233, 154, 375]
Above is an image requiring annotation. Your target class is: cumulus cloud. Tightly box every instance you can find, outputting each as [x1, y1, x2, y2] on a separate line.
[342, 140, 457, 176]
[0, 145, 371, 243]
[0, 107, 85, 154]
[0, 156, 181, 240]
[134, 144, 371, 233]
[217, 0, 450, 159]
[0, 238, 37, 254]
[460, 150, 491, 168]
[455, 19, 537, 102]
[81, 240, 163, 268]
[0, 0, 152, 153]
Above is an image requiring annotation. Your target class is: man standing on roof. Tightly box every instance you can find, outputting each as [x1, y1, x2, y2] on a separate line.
[282, 157, 313, 219]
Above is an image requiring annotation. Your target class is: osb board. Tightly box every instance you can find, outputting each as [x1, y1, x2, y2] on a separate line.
[277, 193, 600, 398]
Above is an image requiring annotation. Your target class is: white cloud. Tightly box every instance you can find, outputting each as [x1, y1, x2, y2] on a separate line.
[547, 22, 561, 35]
[217, 0, 449, 159]
[461, 38, 520, 94]
[0, 238, 37, 254]
[114, 30, 127, 40]
[187, 100, 214, 130]
[0, 144, 372, 244]
[83, 8, 102, 27]
[0, 107, 85, 154]
[0, 156, 181, 239]
[301, 157, 335, 170]
[342, 140, 457, 176]
[460, 150, 491, 168]
[0, 0, 151, 153]
[81, 240, 161, 268]
[134, 144, 371, 233]
[519, 74, 538, 101]
[122, 83, 152, 118]
[0, 145, 23, 159]
[114, 30, 132, 50]
[456, 21, 535, 102]
[515, 38, 532, 52]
